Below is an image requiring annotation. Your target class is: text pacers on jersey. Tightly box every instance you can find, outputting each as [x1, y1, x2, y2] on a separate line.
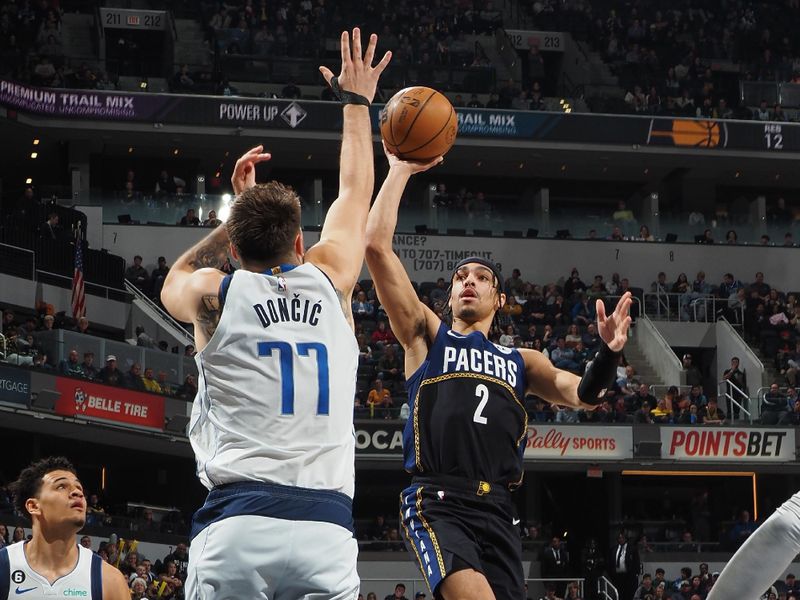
[442, 346, 518, 387]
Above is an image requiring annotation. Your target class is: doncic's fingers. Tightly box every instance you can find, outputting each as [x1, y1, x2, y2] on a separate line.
[364, 33, 377, 67]
[246, 144, 264, 155]
[253, 152, 272, 163]
[374, 50, 392, 75]
[352, 27, 362, 63]
[596, 298, 607, 322]
[340, 30, 351, 68]
[318, 66, 334, 85]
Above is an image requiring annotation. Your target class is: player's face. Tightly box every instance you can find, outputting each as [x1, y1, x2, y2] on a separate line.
[28, 470, 86, 530]
[449, 264, 504, 321]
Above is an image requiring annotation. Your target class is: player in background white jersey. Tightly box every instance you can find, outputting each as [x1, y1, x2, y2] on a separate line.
[708, 491, 800, 600]
[0, 457, 129, 600]
[161, 28, 391, 600]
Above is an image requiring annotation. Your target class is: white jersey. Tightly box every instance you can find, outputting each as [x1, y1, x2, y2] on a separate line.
[0, 543, 102, 600]
[191, 263, 359, 497]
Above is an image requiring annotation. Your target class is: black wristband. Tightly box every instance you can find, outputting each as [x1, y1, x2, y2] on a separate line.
[577, 343, 621, 406]
[329, 76, 370, 106]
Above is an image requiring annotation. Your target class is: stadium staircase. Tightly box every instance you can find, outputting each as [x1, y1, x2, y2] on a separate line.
[625, 328, 668, 390]
[61, 12, 98, 68]
[174, 19, 212, 71]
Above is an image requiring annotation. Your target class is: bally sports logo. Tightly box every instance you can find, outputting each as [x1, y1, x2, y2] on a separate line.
[662, 428, 795, 462]
[524, 426, 633, 460]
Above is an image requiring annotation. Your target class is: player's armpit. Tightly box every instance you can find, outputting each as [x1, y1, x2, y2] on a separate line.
[520, 348, 583, 408]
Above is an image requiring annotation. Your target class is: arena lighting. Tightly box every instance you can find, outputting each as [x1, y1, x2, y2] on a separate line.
[218, 193, 233, 222]
[30, 152, 37, 159]
[173, 148, 179, 155]
[128, 147, 134, 153]
[139, 79, 148, 90]
[101, 466, 106, 491]
[621, 470, 758, 521]
[25, 178, 32, 184]
[32, 139, 40, 145]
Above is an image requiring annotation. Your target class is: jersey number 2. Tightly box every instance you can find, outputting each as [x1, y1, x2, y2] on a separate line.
[258, 341, 330, 415]
[473, 383, 489, 424]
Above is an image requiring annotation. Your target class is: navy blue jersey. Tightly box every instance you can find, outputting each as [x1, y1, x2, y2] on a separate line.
[403, 322, 528, 487]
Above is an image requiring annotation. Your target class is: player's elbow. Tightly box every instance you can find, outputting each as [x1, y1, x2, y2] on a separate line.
[365, 239, 391, 263]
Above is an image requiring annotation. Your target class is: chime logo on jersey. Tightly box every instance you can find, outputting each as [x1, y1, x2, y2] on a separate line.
[442, 346, 518, 386]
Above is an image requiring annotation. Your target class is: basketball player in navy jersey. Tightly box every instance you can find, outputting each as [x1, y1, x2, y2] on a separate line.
[365, 145, 633, 600]
[0, 457, 129, 600]
[161, 29, 391, 600]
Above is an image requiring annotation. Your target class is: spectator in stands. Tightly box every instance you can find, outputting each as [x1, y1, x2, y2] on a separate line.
[786, 574, 800, 598]
[371, 320, 396, 348]
[176, 374, 197, 399]
[40, 212, 60, 240]
[634, 573, 655, 600]
[126, 363, 145, 391]
[142, 368, 162, 394]
[722, 357, 748, 419]
[135, 326, 155, 348]
[563, 269, 586, 302]
[377, 345, 402, 384]
[158, 562, 182, 598]
[688, 385, 707, 407]
[682, 354, 703, 387]
[73, 316, 91, 335]
[151, 256, 170, 300]
[352, 290, 375, 322]
[613, 200, 635, 223]
[637, 225, 654, 241]
[99, 355, 124, 387]
[179, 209, 200, 226]
[58, 349, 83, 377]
[541, 536, 570, 596]
[718, 273, 744, 300]
[157, 371, 173, 396]
[571, 293, 596, 326]
[617, 365, 640, 396]
[155, 170, 185, 196]
[367, 379, 392, 417]
[125, 255, 149, 292]
[80, 352, 98, 380]
[164, 543, 189, 581]
[725, 230, 738, 244]
[184, 345, 195, 357]
[729, 509, 757, 549]
[700, 397, 725, 425]
[582, 323, 601, 351]
[761, 382, 788, 424]
[203, 210, 222, 227]
[429, 278, 448, 306]
[85, 494, 107, 526]
[550, 337, 580, 372]
[130, 578, 147, 600]
[384, 583, 408, 600]
[173, 64, 194, 91]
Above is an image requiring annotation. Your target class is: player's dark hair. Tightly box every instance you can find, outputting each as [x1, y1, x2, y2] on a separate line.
[11, 456, 77, 521]
[227, 182, 301, 266]
[441, 261, 505, 330]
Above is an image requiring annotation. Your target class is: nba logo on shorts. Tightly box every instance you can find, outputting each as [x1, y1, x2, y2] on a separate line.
[277, 277, 287, 292]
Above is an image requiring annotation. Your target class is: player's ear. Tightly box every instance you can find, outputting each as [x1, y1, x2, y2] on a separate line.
[229, 243, 240, 262]
[497, 292, 506, 310]
[295, 229, 305, 261]
[26, 497, 41, 518]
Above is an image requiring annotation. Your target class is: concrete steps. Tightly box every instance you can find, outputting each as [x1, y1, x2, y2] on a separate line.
[625, 332, 668, 389]
[61, 13, 96, 63]
[174, 19, 211, 68]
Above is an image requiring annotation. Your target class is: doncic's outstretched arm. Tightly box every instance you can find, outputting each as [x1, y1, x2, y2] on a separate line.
[708, 491, 800, 600]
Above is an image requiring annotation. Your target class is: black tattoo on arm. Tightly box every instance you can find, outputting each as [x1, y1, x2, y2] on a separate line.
[336, 288, 355, 330]
[197, 295, 222, 338]
[188, 237, 230, 271]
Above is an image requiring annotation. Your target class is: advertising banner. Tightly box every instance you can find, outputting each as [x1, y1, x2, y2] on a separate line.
[354, 420, 405, 457]
[54, 377, 165, 431]
[5, 79, 800, 152]
[0, 364, 31, 406]
[524, 425, 633, 460]
[660, 427, 796, 462]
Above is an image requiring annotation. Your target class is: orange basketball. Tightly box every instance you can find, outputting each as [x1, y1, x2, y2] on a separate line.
[380, 86, 458, 161]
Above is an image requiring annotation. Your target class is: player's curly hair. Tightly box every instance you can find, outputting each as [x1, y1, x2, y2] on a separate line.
[440, 270, 504, 333]
[11, 456, 77, 521]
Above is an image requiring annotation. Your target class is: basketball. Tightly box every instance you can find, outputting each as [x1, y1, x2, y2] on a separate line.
[380, 86, 458, 161]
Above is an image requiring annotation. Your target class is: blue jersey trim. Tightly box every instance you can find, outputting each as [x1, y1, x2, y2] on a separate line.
[218, 274, 234, 306]
[90, 552, 102, 600]
[190, 481, 354, 539]
[0, 547, 9, 600]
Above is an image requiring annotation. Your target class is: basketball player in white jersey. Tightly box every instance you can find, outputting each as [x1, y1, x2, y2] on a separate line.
[161, 28, 391, 600]
[0, 457, 129, 600]
[708, 491, 800, 600]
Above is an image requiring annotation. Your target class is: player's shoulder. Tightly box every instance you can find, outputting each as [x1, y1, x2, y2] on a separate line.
[100, 561, 131, 600]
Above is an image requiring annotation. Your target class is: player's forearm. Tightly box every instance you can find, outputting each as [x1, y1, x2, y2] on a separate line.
[366, 167, 411, 251]
[338, 105, 374, 200]
[171, 224, 230, 275]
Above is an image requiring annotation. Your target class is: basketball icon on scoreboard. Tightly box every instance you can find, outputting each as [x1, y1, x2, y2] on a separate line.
[646, 118, 729, 148]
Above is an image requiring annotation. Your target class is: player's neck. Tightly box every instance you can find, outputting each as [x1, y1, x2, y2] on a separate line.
[25, 529, 80, 583]
[451, 317, 492, 337]
[242, 254, 301, 273]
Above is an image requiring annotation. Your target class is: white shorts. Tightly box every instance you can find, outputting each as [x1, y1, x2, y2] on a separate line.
[185, 514, 359, 600]
[185, 482, 358, 600]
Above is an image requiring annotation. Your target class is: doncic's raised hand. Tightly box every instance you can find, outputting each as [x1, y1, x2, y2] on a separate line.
[596, 291, 633, 352]
[319, 28, 392, 104]
[382, 140, 443, 175]
[231, 145, 272, 196]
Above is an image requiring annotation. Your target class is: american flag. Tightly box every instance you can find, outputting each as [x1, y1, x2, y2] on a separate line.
[71, 238, 86, 319]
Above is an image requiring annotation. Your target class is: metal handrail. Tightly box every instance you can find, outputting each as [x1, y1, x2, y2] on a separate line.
[717, 316, 764, 371]
[755, 386, 796, 412]
[717, 379, 752, 422]
[37, 269, 126, 299]
[124, 279, 194, 345]
[597, 575, 619, 600]
[642, 292, 745, 325]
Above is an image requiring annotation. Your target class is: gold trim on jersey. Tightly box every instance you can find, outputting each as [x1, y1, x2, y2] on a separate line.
[399, 491, 434, 594]
[416, 486, 447, 578]
[412, 371, 528, 480]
